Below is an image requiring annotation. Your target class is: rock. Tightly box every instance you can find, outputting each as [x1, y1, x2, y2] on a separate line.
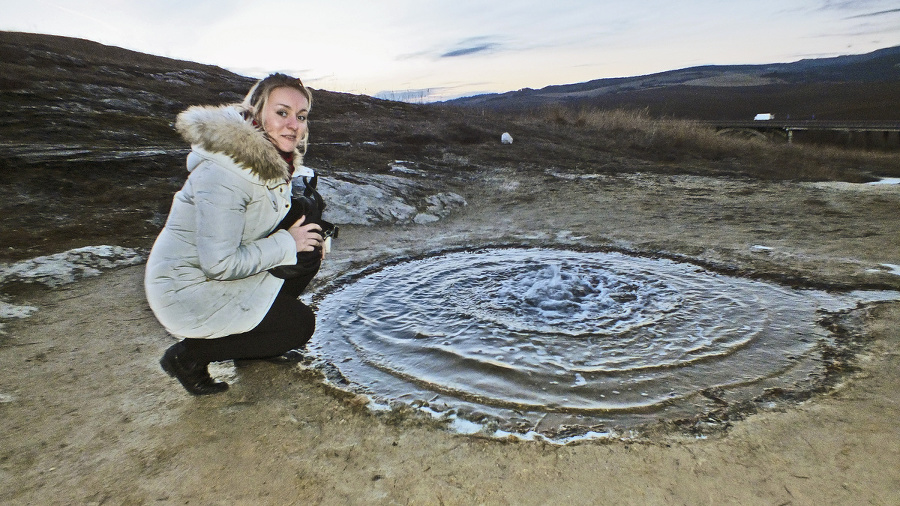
[318, 178, 417, 225]
[424, 193, 467, 218]
[317, 174, 465, 226]
[413, 214, 440, 224]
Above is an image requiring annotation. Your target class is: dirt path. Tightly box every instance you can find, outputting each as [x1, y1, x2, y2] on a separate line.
[2, 170, 900, 504]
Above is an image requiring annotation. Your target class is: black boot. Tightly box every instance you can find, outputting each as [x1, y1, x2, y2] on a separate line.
[233, 349, 306, 367]
[160, 343, 229, 396]
[263, 349, 306, 364]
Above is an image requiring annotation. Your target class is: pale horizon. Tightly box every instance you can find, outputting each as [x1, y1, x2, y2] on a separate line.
[2, 1, 899, 102]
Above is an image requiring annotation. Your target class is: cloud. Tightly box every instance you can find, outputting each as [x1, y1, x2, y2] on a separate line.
[441, 44, 498, 58]
[845, 8, 900, 19]
[396, 37, 505, 62]
[437, 36, 503, 58]
[819, 0, 890, 11]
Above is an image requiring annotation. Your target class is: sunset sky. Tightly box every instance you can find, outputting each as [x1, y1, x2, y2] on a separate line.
[3, 0, 899, 101]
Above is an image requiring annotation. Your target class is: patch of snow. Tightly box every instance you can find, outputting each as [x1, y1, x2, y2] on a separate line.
[416, 403, 621, 444]
[808, 180, 900, 192]
[546, 169, 607, 181]
[572, 373, 587, 387]
[865, 264, 900, 276]
[0, 245, 144, 288]
[750, 245, 774, 253]
[501, 132, 513, 144]
[0, 300, 38, 319]
[207, 362, 238, 383]
[846, 289, 900, 302]
[556, 230, 587, 242]
[867, 178, 900, 185]
[366, 399, 393, 412]
[414, 213, 440, 224]
[0, 298, 39, 334]
[389, 164, 422, 175]
[450, 417, 484, 435]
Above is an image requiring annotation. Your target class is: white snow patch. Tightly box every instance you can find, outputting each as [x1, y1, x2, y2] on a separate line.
[388, 162, 422, 175]
[867, 178, 900, 185]
[866, 264, 900, 276]
[545, 169, 610, 181]
[0, 300, 39, 334]
[0, 300, 38, 319]
[450, 417, 484, 435]
[413, 213, 440, 224]
[808, 179, 900, 192]
[556, 230, 587, 242]
[0, 245, 144, 288]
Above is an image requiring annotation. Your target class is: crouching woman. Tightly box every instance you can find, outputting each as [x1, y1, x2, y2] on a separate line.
[145, 74, 324, 395]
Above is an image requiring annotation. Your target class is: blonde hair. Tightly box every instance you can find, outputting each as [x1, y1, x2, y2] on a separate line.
[241, 73, 313, 153]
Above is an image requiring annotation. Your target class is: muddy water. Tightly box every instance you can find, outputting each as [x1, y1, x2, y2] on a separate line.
[310, 247, 894, 438]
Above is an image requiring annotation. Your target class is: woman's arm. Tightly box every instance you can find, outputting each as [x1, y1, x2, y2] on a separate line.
[192, 166, 296, 280]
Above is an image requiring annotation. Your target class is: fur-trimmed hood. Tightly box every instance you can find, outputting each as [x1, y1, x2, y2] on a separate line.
[175, 104, 304, 182]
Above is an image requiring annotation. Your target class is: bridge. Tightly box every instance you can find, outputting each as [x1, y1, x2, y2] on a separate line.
[702, 120, 900, 149]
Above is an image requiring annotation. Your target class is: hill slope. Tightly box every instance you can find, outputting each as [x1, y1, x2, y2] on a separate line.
[446, 46, 900, 120]
[1, 31, 898, 263]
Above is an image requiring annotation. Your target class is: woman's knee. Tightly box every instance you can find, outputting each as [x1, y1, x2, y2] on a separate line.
[295, 302, 316, 340]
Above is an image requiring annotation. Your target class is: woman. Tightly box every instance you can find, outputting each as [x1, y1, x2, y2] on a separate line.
[145, 73, 324, 395]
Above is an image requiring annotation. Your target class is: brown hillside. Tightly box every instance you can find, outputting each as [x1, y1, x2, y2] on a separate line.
[1, 31, 899, 263]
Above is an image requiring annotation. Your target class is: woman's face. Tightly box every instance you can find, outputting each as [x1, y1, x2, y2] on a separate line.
[261, 86, 309, 153]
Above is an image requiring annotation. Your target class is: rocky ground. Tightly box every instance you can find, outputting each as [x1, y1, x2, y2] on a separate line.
[3, 162, 900, 504]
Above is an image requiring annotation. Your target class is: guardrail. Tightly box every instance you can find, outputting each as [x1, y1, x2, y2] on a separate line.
[700, 120, 900, 148]
[701, 120, 900, 132]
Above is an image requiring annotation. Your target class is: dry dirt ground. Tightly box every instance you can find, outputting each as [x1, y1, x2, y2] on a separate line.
[2, 167, 900, 505]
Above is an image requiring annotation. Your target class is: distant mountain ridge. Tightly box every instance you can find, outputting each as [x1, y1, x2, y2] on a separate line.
[445, 46, 900, 120]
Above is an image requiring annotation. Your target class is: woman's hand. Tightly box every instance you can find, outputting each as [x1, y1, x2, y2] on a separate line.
[287, 216, 324, 254]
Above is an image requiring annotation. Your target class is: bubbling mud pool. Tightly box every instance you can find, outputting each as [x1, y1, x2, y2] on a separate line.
[309, 248, 896, 441]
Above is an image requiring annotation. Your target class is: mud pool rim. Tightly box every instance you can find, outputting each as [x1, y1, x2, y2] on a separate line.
[312, 243, 888, 302]
[306, 243, 888, 440]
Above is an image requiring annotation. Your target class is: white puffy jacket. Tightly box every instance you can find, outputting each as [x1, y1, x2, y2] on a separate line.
[144, 105, 311, 339]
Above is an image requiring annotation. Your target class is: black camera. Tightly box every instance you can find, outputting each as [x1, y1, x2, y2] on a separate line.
[268, 174, 338, 279]
[287, 184, 339, 241]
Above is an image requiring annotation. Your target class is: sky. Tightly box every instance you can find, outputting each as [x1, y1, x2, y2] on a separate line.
[2, 0, 899, 102]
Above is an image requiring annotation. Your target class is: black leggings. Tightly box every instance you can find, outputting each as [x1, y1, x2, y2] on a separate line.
[179, 270, 318, 364]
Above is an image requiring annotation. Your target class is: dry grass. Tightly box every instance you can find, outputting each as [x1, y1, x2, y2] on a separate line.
[536, 106, 900, 182]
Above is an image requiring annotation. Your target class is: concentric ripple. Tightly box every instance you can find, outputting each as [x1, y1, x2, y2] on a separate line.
[309, 248, 889, 436]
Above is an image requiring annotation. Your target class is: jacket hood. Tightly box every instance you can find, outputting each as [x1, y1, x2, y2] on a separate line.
[175, 104, 305, 183]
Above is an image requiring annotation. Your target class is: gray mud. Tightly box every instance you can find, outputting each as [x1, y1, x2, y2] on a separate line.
[2, 168, 900, 504]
